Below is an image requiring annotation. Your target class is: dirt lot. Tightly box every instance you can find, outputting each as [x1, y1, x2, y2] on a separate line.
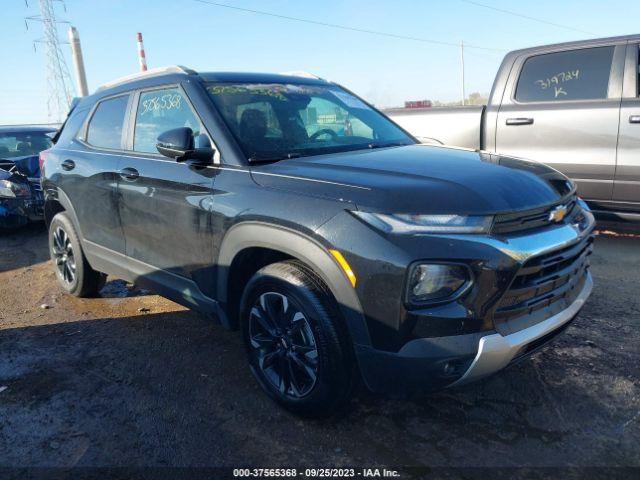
[0, 225, 638, 475]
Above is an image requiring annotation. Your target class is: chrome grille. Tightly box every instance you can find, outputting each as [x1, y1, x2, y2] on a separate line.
[495, 235, 594, 324]
[493, 198, 577, 234]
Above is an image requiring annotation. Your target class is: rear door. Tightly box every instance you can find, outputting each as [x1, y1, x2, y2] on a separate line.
[118, 84, 217, 284]
[67, 93, 132, 253]
[495, 43, 625, 202]
[614, 42, 640, 208]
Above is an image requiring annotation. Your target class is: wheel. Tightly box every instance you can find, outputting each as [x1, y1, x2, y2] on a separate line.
[49, 212, 106, 297]
[240, 260, 356, 417]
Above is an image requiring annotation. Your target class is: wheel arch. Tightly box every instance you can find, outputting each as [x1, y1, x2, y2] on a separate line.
[44, 187, 83, 237]
[217, 222, 371, 347]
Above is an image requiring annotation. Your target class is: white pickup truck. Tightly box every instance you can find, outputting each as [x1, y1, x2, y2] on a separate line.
[386, 34, 640, 225]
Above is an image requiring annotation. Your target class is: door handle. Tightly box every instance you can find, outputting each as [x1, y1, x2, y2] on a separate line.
[629, 115, 640, 124]
[119, 167, 139, 181]
[61, 159, 75, 171]
[506, 117, 534, 126]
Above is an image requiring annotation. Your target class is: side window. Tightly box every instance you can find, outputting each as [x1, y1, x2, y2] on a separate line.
[515, 46, 615, 102]
[86, 95, 129, 149]
[302, 97, 374, 139]
[133, 88, 202, 153]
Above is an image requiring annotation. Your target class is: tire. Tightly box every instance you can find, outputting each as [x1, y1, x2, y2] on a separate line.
[240, 260, 357, 417]
[49, 212, 106, 297]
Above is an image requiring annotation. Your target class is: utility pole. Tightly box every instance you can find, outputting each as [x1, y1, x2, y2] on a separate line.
[460, 40, 466, 106]
[68, 26, 88, 96]
[137, 32, 148, 72]
[26, 0, 75, 122]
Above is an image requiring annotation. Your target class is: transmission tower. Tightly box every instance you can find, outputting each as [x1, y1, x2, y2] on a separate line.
[26, 0, 74, 123]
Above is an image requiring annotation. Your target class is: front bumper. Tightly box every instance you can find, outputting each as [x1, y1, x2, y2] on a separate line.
[356, 272, 592, 393]
[449, 271, 592, 387]
[0, 180, 44, 229]
[352, 210, 595, 394]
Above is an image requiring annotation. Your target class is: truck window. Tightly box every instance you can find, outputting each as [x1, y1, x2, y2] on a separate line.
[133, 88, 202, 154]
[515, 46, 614, 102]
[86, 95, 129, 149]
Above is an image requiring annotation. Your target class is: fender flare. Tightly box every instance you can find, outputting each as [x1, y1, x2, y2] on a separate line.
[45, 187, 84, 239]
[216, 221, 371, 347]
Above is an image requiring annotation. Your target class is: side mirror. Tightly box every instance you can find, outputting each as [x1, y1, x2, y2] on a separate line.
[156, 127, 214, 164]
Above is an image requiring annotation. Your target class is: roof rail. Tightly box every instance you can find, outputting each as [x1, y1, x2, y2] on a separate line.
[279, 70, 324, 80]
[96, 65, 196, 92]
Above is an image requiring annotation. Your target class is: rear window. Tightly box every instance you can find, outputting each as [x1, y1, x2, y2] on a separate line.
[86, 95, 129, 149]
[515, 47, 614, 102]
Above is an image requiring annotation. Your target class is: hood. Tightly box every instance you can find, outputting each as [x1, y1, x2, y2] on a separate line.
[5, 155, 40, 178]
[250, 145, 574, 215]
[0, 167, 31, 186]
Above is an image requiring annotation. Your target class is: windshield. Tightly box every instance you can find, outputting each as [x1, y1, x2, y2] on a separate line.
[0, 131, 53, 159]
[206, 82, 414, 160]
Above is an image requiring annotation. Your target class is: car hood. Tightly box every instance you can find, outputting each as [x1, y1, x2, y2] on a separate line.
[0, 155, 40, 178]
[249, 145, 574, 215]
[0, 167, 30, 187]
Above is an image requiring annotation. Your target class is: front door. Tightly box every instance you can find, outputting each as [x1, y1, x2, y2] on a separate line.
[495, 44, 624, 202]
[614, 43, 640, 208]
[118, 85, 217, 292]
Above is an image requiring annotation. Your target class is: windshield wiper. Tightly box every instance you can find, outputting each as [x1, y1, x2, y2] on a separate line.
[367, 141, 409, 149]
[248, 152, 302, 162]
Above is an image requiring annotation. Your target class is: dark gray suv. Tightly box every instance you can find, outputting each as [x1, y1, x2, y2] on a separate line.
[42, 66, 595, 416]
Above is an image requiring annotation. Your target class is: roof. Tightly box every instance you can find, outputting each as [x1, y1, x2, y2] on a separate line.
[93, 65, 331, 96]
[0, 125, 58, 133]
[508, 33, 640, 56]
[199, 71, 329, 85]
[96, 65, 195, 92]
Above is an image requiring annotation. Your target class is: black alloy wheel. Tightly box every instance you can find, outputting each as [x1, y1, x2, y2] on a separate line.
[249, 291, 319, 398]
[240, 260, 357, 417]
[52, 226, 76, 285]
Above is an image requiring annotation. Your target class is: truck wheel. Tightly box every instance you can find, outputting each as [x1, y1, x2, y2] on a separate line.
[49, 212, 106, 297]
[240, 260, 356, 417]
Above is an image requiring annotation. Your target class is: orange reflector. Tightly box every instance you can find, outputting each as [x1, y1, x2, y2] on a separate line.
[329, 249, 356, 288]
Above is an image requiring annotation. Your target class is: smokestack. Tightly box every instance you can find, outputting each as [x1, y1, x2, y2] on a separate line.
[136, 32, 147, 72]
[68, 26, 89, 96]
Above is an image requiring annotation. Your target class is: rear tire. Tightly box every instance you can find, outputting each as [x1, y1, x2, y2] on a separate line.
[49, 212, 106, 297]
[240, 260, 356, 417]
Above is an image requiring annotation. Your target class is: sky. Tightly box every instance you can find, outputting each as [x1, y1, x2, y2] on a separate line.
[1, 0, 639, 124]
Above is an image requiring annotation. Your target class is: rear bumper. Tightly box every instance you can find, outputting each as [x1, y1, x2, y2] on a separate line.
[356, 270, 593, 394]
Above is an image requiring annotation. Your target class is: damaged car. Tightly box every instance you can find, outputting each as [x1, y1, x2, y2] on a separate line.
[0, 125, 55, 229]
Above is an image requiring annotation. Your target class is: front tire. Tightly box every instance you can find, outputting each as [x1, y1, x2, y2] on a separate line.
[49, 212, 106, 297]
[240, 260, 356, 417]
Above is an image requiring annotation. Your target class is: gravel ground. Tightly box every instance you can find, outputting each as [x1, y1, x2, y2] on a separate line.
[0, 225, 638, 476]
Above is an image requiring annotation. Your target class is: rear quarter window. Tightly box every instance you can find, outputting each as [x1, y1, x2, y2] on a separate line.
[86, 95, 129, 149]
[515, 46, 615, 102]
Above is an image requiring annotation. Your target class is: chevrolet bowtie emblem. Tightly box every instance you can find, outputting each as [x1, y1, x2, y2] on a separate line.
[549, 205, 568, 223]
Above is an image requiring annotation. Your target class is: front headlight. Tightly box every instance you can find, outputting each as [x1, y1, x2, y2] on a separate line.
[0, 180, 31, 198]
[352, 211, 493, 234]
[407, 263, 471, 304]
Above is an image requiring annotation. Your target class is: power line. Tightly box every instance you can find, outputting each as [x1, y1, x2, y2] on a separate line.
[25, 0, 74, 123]
[193, 0, 504, 52]
[459, 0, 598, 36]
